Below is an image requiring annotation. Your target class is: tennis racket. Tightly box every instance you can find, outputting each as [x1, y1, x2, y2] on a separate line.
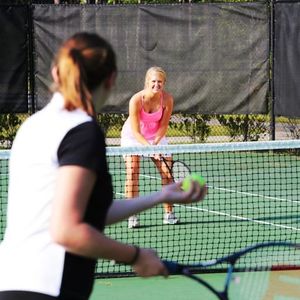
[160, 156, 191, 183]
[163, 241, 300, 300]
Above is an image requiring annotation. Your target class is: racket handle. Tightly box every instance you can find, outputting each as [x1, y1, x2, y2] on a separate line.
[162, 260, 183, 274]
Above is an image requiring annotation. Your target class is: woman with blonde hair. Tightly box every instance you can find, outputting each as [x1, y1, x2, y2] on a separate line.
[0, 33, 207, 300]
[121, 66, 178, 228]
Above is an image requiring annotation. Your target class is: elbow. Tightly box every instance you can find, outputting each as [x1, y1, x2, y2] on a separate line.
[50, 225, 68, 247]
[50, 221, 88, 256]
[50, 222, 75, 249]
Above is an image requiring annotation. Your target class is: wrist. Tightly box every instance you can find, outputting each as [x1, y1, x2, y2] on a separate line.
[127, 245, 140, 265]
[114, 245, 140, 265]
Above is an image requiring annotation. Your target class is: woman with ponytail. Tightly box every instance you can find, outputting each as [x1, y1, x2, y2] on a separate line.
[0, 32, 207, 300]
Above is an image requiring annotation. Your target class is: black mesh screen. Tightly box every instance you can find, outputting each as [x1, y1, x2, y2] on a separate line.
[274, 1, 300, 117]
[33, 4, 269, 114]
[0, 5, 28, 113]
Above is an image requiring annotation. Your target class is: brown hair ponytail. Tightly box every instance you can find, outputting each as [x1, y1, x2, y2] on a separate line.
[53, 32, 116, 116]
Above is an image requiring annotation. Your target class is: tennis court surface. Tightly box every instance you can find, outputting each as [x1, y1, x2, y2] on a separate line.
[98, 140, 300, 276]
[90, 269, 300, 300]
[1, 140, 300, 298]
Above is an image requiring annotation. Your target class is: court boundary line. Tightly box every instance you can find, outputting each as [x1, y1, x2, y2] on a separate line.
[115, 172, 300, 231]
[174, 204, 300, 231]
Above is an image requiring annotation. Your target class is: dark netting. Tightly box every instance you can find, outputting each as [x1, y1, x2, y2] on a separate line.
[0, 5, 28, 113]
[2, 141, 299, 277]
[33, 3, 269, 114]
[274, 2, 300, 117]
[95, 141, 300, 277]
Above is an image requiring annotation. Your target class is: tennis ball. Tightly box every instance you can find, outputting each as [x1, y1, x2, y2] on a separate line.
[182, 173, 206, 191]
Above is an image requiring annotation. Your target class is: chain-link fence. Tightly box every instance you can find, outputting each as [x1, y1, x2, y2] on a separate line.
[2, 113, 299, 149]
[100, 113, 300, 146]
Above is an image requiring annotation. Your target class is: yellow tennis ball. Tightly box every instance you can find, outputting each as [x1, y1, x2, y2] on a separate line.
[182, 174, 206, 191]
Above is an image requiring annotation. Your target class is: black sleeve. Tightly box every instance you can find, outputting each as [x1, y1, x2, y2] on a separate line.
[57, 121, 107, 173]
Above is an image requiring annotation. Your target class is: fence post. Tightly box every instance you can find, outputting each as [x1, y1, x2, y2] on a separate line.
[27, 3, 35, 114]
[269, 0, 275, 140]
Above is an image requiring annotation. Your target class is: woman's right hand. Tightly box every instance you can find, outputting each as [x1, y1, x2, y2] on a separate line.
[132, 248, 169, 277]
[160, 180, 207, 205]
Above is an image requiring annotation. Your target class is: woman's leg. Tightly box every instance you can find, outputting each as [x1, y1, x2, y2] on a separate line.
[124, 155, 140, 198]
[124, 155, 140, 228]
[152, 156, 179, 224]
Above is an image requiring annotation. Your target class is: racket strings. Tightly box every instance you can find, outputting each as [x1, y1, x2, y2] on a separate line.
[228, 246, 300, 299]
[171, 161, 190, 182]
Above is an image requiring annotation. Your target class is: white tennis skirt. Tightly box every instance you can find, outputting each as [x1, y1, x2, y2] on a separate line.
[121, 135, 168, 147]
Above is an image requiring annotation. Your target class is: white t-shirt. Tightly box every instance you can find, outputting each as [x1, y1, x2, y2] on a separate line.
[0, 93, 113, 299]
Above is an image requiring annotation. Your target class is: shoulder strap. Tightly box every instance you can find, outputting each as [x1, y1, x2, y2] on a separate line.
[141, 95, 145, 110]
[161, 92, 166, 110]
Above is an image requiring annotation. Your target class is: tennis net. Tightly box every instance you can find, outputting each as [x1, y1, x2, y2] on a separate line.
[0, 140, 300, 277]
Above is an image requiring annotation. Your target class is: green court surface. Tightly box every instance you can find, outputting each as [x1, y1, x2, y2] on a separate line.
[90, 275, 218, 300]
[92, 146, 300, 299]
[91, 270, 300, 300]
[98, 148, 300, 276]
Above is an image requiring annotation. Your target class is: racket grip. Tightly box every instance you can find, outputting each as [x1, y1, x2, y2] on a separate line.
[162, 260, 182, 274]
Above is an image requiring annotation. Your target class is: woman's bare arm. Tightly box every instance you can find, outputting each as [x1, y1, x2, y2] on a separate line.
[106, 179, 207, 225]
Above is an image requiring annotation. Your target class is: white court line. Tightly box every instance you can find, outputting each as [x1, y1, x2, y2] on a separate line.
[119, 170, 299, 205]
[115, 192, 124, 197]
[210, 185, 300, 204]
[140, 174, 161, 180]
[115, 172, 300, 230]
[115, 191, 300, 231]
[133, 173, 299, 204]
[174, 204, 300, 231]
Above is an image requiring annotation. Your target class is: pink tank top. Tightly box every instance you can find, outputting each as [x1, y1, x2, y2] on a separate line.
[139, 94, 164, 140]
